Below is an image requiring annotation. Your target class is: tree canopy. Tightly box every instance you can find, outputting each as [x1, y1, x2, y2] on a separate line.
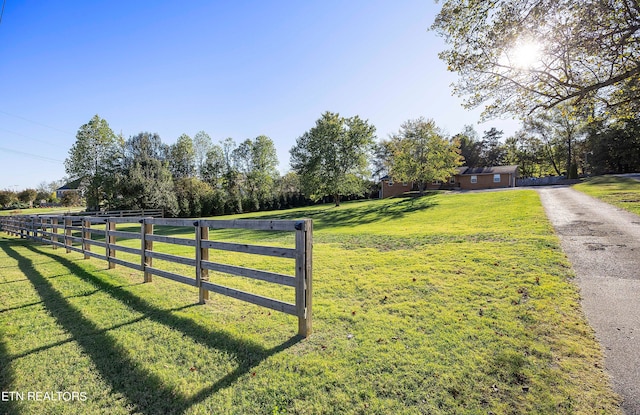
[383, 118, 463, 193]
[290, 111, 376, 206]
[431, 0, 640, 118]
[64, 114, 120, 210]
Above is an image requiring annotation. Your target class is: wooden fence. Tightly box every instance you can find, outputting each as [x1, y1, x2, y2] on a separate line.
[0, 214, 312, 337]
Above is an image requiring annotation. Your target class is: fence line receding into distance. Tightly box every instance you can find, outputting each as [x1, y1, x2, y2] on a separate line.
[0, 214, 312, 337]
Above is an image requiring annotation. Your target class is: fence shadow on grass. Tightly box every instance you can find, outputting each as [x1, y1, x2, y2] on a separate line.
[0, 332, 18, 415]
[1, 241, 300, 415]
[249, 193, 439, 231]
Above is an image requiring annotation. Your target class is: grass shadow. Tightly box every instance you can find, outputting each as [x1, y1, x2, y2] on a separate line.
[252, 194, 440, 231]
[0, 332, 18, 415]
[1, 240, 300, 414]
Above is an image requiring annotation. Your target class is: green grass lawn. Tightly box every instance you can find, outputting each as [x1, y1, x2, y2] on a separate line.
[573, 176, 640, 215]
[0, 190, 621, 414]
[0, 207, 84, 217]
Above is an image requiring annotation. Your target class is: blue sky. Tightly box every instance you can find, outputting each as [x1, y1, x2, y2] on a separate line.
[0, 1, 520, 191]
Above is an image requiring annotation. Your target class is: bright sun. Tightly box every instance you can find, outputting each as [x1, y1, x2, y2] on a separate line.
[509, 40, 543, 69]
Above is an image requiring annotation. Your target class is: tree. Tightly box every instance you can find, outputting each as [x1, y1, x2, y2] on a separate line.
[523, 105, 586, 177]
[116, 132, 178, 215]
[123, 132, 167, 168]
[0, 190, 16, 208]
[61, 191, 82, 207]
[174, 177, 213, 217]
[118, 158, 178, 216]
[431, 1, 640, 119]
[17, 189, 38, 208]
[454, 125, 483, 167]
[504, 131, 546, 178]
[585, 116, 640, 174]
[290, 111, 376, 206]
[65, 115, 120, 210]
[479, 128, 506, 167]
[201, 144, 226, 187]
[233, 135, 279, 211]
[193, 131, 213, 178]
[384, 118, 463, 193]
[168, 134, 196, 179]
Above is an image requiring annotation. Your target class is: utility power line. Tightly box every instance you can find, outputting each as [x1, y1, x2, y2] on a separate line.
[0, 0, 6, 26]
[0, 110, 75, 135]
[0, 146, 64, 164]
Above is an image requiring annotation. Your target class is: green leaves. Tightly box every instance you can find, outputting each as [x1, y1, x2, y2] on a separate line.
[64, 114, 119, 210]
[384, 118, 462, 192]
[432, 0, 640, 118]
[289, 111, 376, 206]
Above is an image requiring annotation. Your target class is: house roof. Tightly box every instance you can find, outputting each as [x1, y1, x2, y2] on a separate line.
[459, 165, 518, 175]
[57, 178, 82, 191]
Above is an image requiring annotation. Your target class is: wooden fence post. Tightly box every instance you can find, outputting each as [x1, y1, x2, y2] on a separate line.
[40, 217, 46, 242]
[65, 217, 72, 253]
[83, 218, 91, 259]
[52, 217, 58, 249]
[141, 219, 154, 282]
[106, 219, 116, 269]
[295, 219, 313, 337]
[196, 221, 210, 304]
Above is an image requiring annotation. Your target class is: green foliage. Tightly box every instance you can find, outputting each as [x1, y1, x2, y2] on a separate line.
[119, 159, 178, 216]
[193, 130, 213, 178]
[0, 191, 621, 414]
[479, 128, 506, 167]
[453, 125, 482, 167]
[290, 111, 376, 206]
[169, 134, 196, 179]
[384, 118, 462, 192]
[60, 191, 82, 207]
[431, 1, 640, 118]
[233, 136, 279, 211]
[174, 177, 213, 217]
[64, 115, 120, 210]
[16, 189, 37, 207]
[0, 190, 16, 208]
[585, 117, 640, 174]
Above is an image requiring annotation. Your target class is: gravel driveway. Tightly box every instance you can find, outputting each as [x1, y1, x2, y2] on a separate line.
[537, 186, 640, 415]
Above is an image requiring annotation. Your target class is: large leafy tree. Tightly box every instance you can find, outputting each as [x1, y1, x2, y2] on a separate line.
[453, 125, 483, 167]
[115, 132, 178, 215]
[233, 135, 279, 211]
[585, 116, 640, 174]
[290, 111, 376, 206]
[479, 128, 506, 167]
[65, 115, 120, 210]
[193, 130, 213, 178]
[169, 133, 196, 179]
[431, 0, 640, 118]
[383, 118, 463, 193]
[523, 105, 586, 177]
[123, 132, 167, 167]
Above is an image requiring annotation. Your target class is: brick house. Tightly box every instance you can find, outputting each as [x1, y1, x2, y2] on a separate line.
[379, 165, 519, 198]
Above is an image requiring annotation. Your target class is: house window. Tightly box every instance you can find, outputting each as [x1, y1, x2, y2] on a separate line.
[493, 174, 501, 183]
[470, 175, 477, 184]
[449, 177, 455, 184]
[402, 182, 408, 187]
[388, 180, 393, 186]
[432, 180, 441, 185]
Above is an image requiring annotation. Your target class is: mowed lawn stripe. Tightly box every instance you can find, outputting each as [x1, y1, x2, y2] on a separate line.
[0, 190, 621, 414]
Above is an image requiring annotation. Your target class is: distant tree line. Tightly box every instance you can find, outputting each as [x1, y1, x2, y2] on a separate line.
[62, 115, 321, 217]
[452, 108, 640, 179]
[5, 105, 637, 214]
